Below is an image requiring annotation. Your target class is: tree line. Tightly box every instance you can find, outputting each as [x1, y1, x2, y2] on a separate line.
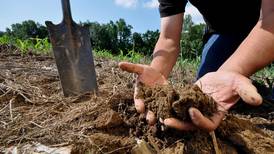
[1, 15, 205, 59]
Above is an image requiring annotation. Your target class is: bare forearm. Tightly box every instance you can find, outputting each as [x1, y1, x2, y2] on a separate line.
[150, 37, 180, 78]
[150, 14, 183, 79]
[220, 12, 274, 76]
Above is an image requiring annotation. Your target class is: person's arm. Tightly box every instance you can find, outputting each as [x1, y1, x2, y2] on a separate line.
[119, 13, 184, 119]
[164, 1, 274, 131]
[219, 0, 274, 76]
[150, 13, 184, 79]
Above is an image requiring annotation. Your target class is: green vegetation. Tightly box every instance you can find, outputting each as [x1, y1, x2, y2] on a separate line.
[253, 64, 274, 87]
[81, 19, 160, 56]
[6, 20, 48, 40]
[0, 16, 204, 59]
[94, 49, 145, 63]
[177, 55, 200, 71]
[181, 15, 205, 59]
[0, 31, 4, 37]
[0, 35, 51, 54]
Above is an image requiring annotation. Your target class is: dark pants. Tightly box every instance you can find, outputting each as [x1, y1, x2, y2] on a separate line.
[196, 33, 246, 79]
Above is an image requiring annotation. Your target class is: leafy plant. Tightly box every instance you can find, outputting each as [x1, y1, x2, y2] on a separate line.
[30, 38, 52, 54]
[0, 35, 52, 54]
[253, 64, 274, 88]
[94, 49, 145, 64]
[0, 35, 11, 44]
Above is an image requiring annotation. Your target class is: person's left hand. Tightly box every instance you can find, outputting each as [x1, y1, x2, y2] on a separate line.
[164, 71, 263, 131]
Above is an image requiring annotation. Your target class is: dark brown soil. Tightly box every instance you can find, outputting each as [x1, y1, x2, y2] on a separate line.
[136, 84, 217, 121]
[1, 46, 274, 153]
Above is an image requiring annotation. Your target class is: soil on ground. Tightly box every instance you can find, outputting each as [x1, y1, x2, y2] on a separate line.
[1, 45, 274, 153]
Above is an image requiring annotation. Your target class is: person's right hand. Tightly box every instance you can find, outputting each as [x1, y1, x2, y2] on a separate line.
[164, 71, 263, 131]
[119, 62, 168, 124]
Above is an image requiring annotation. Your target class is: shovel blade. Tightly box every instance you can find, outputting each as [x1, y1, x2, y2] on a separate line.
[46, 21, 97, 97]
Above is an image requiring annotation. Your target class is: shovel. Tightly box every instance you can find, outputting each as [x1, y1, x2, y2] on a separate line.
[45, 0, 97, 97]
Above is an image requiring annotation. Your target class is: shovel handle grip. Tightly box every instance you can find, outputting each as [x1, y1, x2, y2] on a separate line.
[62, 0, 73, 24]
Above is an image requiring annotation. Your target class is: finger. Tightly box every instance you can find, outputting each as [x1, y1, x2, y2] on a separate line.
[134, 85, 145, 113]
[146, 110, 156, 125]
[189, 107, 225, 132]
[164, 118, 196, 131]
[236, 80, 263, 106]
[118, 62, 144, 75]
[134, 98, 145, 113]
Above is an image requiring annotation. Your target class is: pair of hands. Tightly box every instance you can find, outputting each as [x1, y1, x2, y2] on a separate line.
[119, 62, 262, 131]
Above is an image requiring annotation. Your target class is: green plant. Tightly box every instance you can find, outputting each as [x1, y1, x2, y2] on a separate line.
[0, 35, 11, 45]
[125, 49, 143, 63]
[94, 49, 114, 59]
[0, 34, 52, 54]
[13, 37, 51, 54]
[15, 39, 29, 53]
[253, 64, 274, 88]
[94, 49, 145, 63]
[30, 38, 52, 54]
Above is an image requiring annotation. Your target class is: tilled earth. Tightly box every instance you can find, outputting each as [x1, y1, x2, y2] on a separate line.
[1, 46, 274, 153]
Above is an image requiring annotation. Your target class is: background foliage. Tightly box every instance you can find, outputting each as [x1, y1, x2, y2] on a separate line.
[0, 15, 205, 59]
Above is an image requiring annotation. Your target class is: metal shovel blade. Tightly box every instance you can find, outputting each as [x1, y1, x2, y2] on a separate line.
[45, 0, 97, 97]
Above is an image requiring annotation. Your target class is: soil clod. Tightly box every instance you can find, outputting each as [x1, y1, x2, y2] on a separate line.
[136, 84, 217, 122]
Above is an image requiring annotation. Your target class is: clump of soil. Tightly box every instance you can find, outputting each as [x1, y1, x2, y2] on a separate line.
[136, 84, 217, 121]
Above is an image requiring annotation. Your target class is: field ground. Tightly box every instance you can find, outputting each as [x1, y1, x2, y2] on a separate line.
[1, 47, 274, 153]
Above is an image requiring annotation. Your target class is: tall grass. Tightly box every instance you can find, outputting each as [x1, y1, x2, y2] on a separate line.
[94, 49, 147, 63]
[177, 56, 200, 71]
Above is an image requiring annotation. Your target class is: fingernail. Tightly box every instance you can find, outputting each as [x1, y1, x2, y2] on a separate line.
[146, 111, 156, 125]
[159, 118, 164, 123]
[135, 103, 144, 113]
[189, 108, 195, 119]
[135, 105, 141, 113]
[136, 106, 141, 111]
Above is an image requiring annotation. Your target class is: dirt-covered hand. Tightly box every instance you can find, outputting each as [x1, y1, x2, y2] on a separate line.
[118, 62, 168, 124]
[164, 71, 262, 132]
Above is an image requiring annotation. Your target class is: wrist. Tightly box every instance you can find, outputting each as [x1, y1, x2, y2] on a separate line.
[150, 54, 174, 79]
[150, 62, 168, 79]
[218, 65, 249, 77]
